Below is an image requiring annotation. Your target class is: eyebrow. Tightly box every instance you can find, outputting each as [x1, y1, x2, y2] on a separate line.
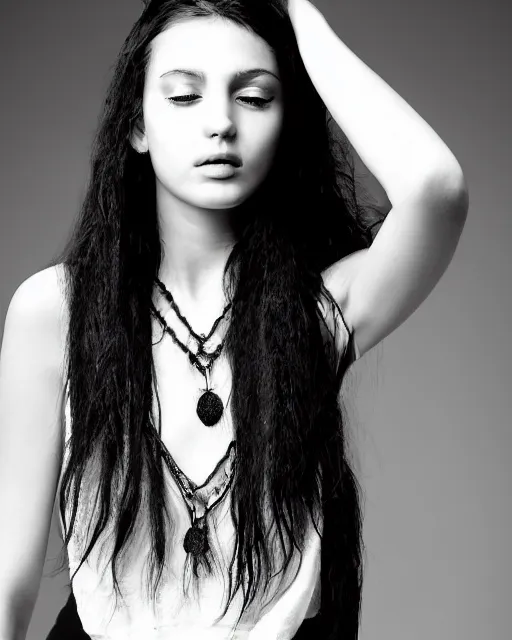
[159, 68, 281, 82]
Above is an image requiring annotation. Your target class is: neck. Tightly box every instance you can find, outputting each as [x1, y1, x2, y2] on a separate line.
[156, 185, 239, 308]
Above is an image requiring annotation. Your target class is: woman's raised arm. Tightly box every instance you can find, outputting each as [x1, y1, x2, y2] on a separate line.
[0, 265, 67, 640]
[288, 0, 469, 359]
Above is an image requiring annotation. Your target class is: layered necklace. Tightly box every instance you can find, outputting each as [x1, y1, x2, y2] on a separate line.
[151, 277, 232, 427]
[150, 277, 236, 564]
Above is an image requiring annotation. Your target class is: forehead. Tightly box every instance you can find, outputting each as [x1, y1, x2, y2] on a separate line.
[147, 16, 277, 78]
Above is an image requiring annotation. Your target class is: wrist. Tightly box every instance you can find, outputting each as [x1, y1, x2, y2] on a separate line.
[287, 0, 324, 29]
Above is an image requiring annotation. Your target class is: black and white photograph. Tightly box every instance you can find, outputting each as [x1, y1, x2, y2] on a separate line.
[0, 1, 509, 639]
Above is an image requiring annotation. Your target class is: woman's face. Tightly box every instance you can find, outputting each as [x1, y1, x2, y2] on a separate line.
[138, 16, 284, 211]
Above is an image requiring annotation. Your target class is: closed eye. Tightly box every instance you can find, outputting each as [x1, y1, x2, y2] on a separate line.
[167, 94, 199, 104]
[167, 95, 274, 108]
[240, 96, 274, 107]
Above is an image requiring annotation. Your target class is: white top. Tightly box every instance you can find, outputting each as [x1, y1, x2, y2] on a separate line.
[56, 299, 357, 640]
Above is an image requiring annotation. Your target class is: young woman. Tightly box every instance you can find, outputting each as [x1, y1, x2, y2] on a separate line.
[0, 0, 468, 639]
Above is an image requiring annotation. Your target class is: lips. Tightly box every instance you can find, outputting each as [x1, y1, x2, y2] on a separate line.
[196, 153, 242, 168]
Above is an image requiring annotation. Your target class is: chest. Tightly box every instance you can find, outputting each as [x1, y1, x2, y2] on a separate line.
[151, 313, 235, 488]
[150, 298, 343, 489]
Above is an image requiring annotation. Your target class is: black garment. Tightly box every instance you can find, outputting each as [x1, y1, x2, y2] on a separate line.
[45, 592, 91, 640]
[45, 591, 325, 639]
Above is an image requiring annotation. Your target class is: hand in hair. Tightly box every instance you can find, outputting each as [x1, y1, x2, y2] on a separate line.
[282, 0, 322, 20]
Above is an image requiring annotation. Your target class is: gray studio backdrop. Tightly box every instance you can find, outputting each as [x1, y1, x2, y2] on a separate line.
[0, 0, 510, 639]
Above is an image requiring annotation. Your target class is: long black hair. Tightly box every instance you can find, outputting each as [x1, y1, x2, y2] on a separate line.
[46, 1, 386, 638]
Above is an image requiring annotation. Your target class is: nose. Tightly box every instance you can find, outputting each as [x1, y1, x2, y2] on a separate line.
[202, 97, 237, 139]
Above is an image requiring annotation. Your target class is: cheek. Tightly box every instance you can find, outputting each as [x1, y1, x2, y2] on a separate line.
[246, 116, 283, 172]
[146, 123, 191, 180]
[147, 118, 183, 152]
[145, 102, 190, 157]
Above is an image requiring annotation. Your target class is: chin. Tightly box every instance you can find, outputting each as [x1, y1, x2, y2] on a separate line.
[192, 189, 253, 210]
[201, 199, 248, 211]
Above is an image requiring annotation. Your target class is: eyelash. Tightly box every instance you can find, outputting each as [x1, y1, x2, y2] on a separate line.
[167, 94, 274, 108]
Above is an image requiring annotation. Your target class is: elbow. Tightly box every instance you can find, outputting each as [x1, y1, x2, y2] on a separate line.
[421, 164, 470, 222]
[388, 157, 469, 216]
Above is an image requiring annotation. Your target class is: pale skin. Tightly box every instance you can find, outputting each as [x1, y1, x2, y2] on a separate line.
[0, 1, 468, 637]
[286, 0, 468, 361]
[134, 13, 285, 334]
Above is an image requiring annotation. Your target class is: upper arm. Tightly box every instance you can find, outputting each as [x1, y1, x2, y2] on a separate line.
[0, 265, 68, 636]
[322, 171, 469, 359]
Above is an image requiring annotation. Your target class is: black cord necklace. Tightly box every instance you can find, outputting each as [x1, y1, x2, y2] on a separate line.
[151, 278, 232, 427]
[160, 439, 237, 560]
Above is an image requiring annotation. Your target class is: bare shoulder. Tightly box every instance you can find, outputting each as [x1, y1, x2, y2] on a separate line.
[0, 264, 69, 623]
[321, 249, 369, 320]
[320, 249, 369, 362]
[319, 250, 367, 357]
[9, 264, 67, 319]
[6, 263, 69, 373]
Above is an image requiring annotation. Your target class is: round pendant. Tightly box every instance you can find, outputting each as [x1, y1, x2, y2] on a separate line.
[197, 390, 224, 427]
[183, 524, 209, 556]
